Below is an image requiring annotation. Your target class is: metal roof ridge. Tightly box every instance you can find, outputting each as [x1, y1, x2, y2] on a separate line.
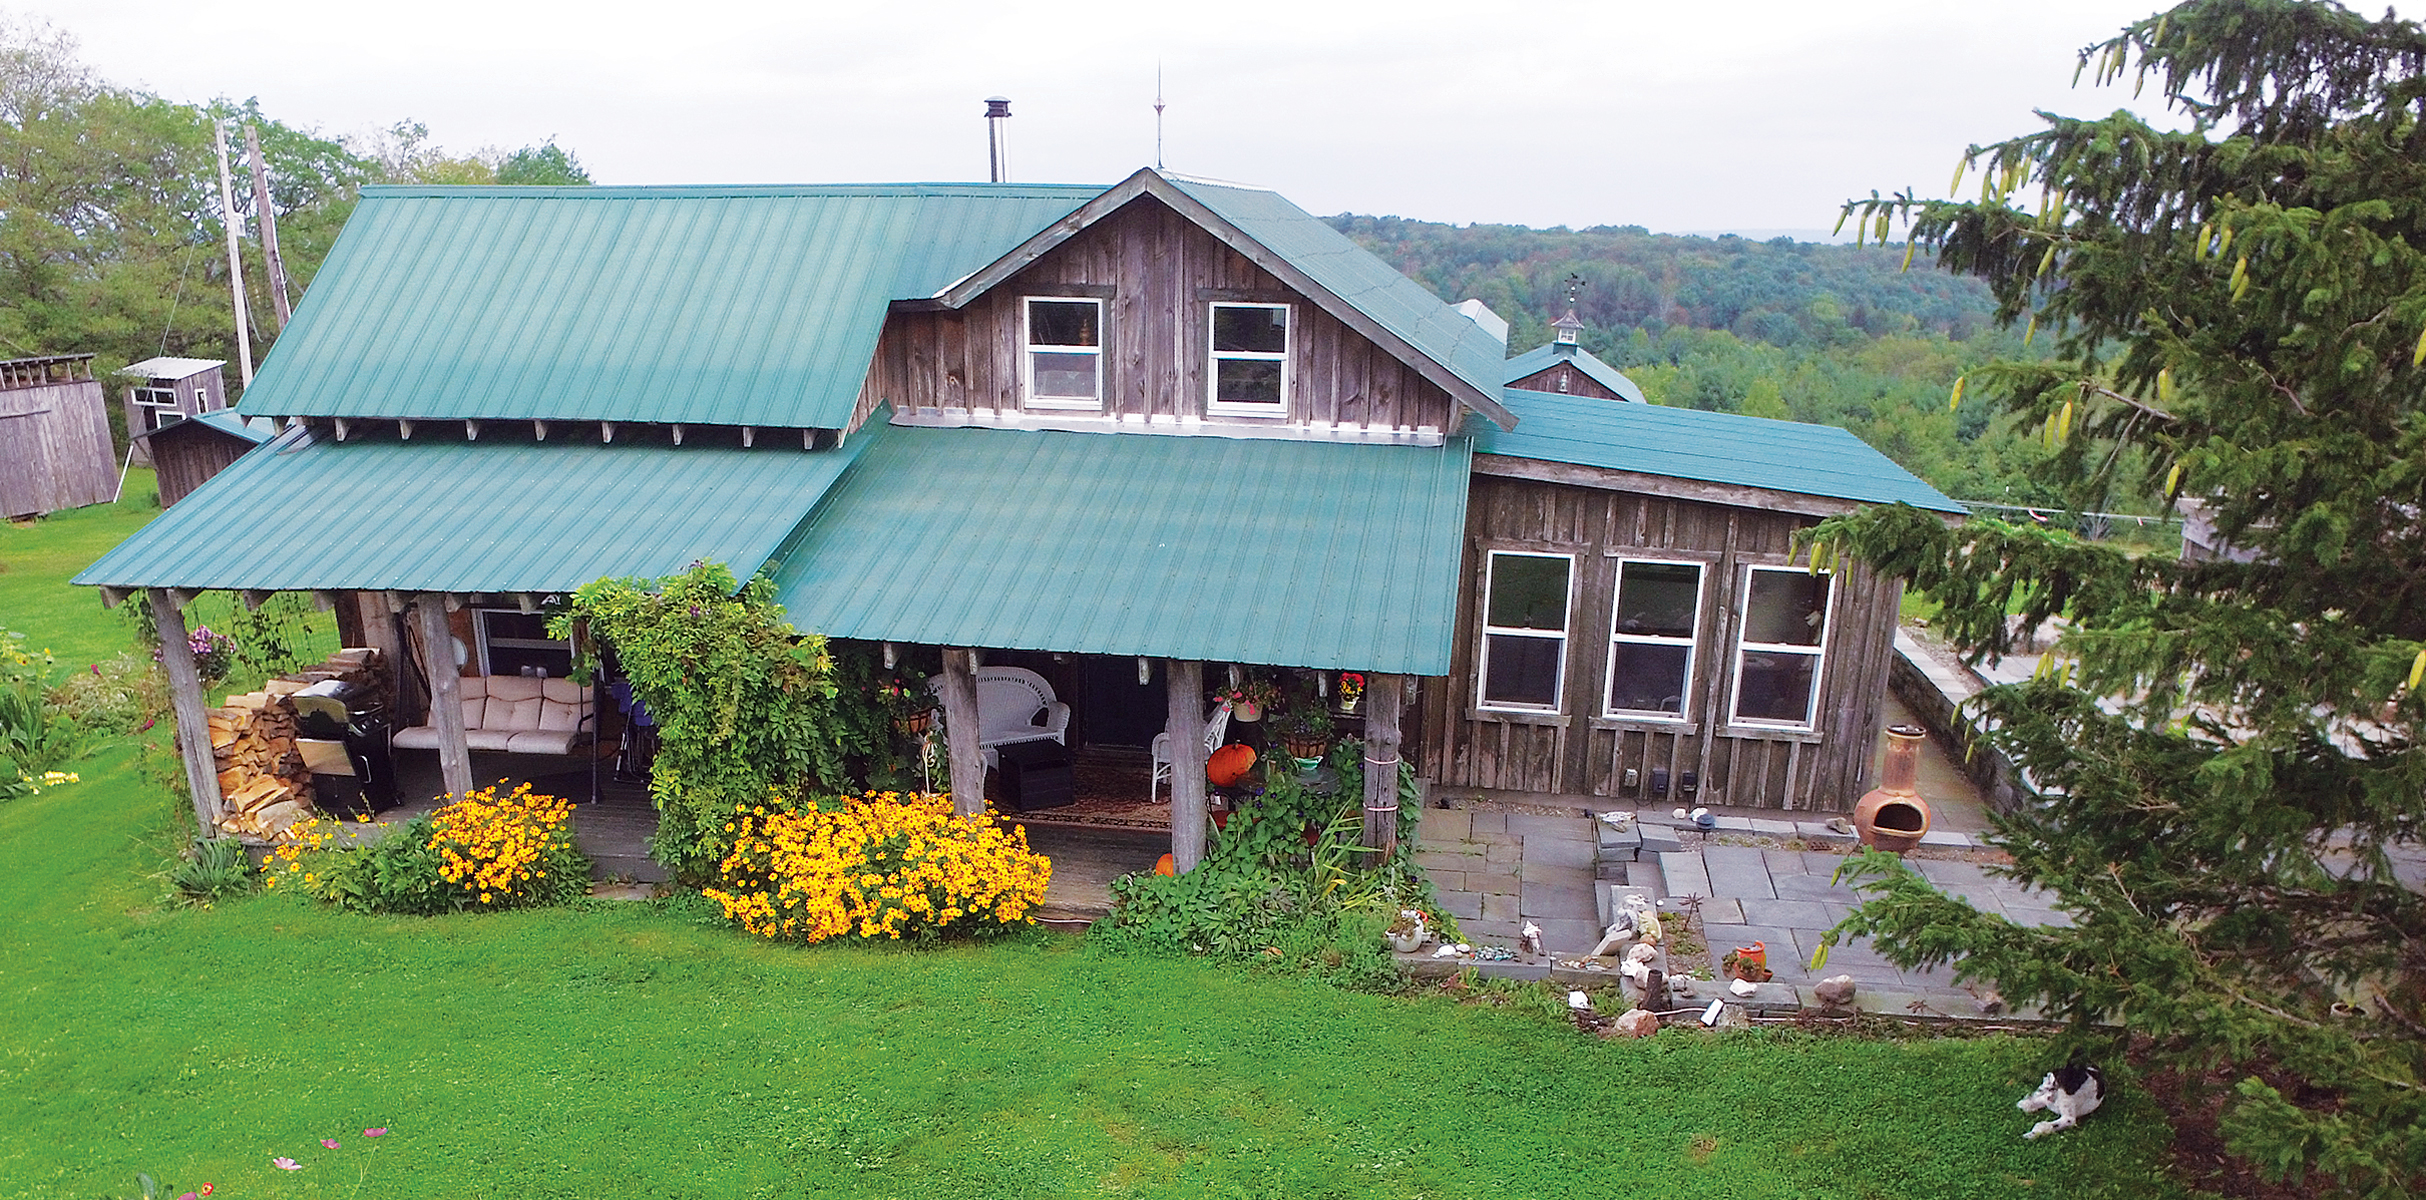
[357, 182, 1110, 200]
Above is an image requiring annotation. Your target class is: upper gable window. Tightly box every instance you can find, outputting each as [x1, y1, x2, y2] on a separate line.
[1206, 302, 1290, 417]
[1025, 298, 1103, 410]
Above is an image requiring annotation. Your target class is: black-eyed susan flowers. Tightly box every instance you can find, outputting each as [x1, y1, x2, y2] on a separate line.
[703, 791, 1050, 943]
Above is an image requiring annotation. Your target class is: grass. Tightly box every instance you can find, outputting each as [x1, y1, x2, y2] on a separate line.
[0, 495, 2201, 1199]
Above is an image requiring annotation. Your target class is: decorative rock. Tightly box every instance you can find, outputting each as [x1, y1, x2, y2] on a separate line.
[1729, 977, 1760, 997]
[1814, 974, 1858, 1010]
[1614, 1008, 1660, 1038]
[1567, 990, 1593, 1011]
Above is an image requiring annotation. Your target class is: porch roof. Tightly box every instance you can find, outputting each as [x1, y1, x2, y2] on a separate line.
[73, 429, 866, 594]
[766, 419, 1472, 674]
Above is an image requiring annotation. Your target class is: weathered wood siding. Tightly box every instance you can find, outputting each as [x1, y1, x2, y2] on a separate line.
[0, 378, 117, 517]
[150, 422, 259, 507]
[848, 196, 1459, 434]
[1509, 362, 1626, 402]
[121, 366, 226, 467]
[1418, 473, 1902, 812]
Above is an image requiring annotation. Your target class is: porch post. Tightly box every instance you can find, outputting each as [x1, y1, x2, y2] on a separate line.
[414, 593, 473, 800]
[149, 588, 225, 836]
[1361, 672, 1407, 854]
[1166, 659, 1207, 871]
[937, 647, 986, 818]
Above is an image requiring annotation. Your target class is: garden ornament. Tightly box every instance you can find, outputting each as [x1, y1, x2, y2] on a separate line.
[1520, 921, 1544, 956]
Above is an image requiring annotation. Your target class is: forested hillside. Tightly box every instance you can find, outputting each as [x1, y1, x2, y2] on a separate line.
[1328, 215, 2124, 508]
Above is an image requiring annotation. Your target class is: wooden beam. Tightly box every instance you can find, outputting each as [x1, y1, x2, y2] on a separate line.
[671, 423, 685, 446]
[334, 417, 350, 442]
[1361, 673, 1407, 854]
[414, 593, 473, 800]
[600, 421, 615, 444]
[1166, 659, 1208, 871]
[741, 425, 754, 448]
[97, 586, 127, 610]
[465, 419, 481, 442]
[398, 419, 414, 441]
[311, 590, 337, 612]
[533, 419, 549, 442]
[239, 589, 272, 612]
[149, 588, 224, 836]
[937, 647, 986, 818]
[165, 587, 199, 612]
[1471, 453, 1872, 520]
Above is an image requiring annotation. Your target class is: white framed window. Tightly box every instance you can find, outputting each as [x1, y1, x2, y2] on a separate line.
[475, 609, 573, 679]
[1728, 565, 1832, 729]
[1023, 297, 1104, 410]
[134, 386, 181, 433]
[1478, 551, 1572, 712]
[1605, 559, 1704, 719]
[1206, 302, 1290, 416]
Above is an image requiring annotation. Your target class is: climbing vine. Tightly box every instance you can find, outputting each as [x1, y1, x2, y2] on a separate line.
[553, 563, 842, 882]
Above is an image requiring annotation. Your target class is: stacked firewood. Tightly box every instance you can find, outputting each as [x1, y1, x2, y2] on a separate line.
[210, 691, 313, 841]
[208, 647, 388, 842]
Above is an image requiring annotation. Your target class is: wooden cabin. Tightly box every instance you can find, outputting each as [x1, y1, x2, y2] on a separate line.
[132, 410, 274, 507]
[0, 354, 117, 518]
[77, 169, 1959, 868]
[119, 358, 229, 468]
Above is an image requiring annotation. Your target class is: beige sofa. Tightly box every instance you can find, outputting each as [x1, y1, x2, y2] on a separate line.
[393, 675, 594, 756]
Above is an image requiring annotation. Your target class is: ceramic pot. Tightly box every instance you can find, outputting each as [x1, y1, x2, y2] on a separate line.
[1385, 925, 1425, 953]
[1854, 724, 1934, 853]
[1233, 700, 1262, 723]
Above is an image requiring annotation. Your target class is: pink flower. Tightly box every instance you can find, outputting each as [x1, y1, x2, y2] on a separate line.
[178, 1194, 196, 1200]
[363, 1127, 387, 1137]
[322, 1138, 341, 1148]
[272, 1156, 302, 1170]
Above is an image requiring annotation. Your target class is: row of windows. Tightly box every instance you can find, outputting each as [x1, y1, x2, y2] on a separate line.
[1023, 297, 1293, 416]
[1478, 550, 1833, 731]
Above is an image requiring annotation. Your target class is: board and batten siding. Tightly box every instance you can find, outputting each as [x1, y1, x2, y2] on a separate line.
[149, 423, 261, 508]
[1419, 471, 1903, 812]
[847, 196, 1459, 434]
[1507, 362, 1626, 402]
[0, 376, 117, 518]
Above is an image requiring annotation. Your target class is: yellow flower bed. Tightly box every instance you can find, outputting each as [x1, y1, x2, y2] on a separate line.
[703, 791, 1051, 943]
[429, 783, 581, 906]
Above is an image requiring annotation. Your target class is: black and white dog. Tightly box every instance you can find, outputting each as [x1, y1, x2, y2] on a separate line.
[2017, 1066, 2106, 1139]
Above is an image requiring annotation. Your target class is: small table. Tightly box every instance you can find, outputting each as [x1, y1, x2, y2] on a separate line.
[994, 740, 1074, 812]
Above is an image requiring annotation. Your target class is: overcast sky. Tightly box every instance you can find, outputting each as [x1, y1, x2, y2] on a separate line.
[28, 0, 2181, 236]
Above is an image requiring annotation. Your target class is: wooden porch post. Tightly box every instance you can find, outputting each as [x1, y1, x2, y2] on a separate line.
[1361, 673, 1408, 854]
[1166, 659, 1208, 872]
[937, 647, 986, 818]
[414, 593, 473, 800]
[150, 588, 224, 836]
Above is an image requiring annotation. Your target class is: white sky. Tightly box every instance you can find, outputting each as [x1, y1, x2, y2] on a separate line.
[26, 0, 2180, 235]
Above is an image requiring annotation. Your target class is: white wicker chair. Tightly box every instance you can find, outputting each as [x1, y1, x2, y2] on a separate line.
[1149, 699, 1233, 804]
[929, 665, 1070, 770]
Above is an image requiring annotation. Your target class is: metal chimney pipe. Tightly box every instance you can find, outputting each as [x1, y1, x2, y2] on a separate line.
[985, 96, 1012, 182]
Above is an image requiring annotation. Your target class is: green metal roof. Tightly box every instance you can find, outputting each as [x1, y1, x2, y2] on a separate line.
[74, 430, 866, 593]
[129, 409, 275, 445]
[767, 419, 1472, 673]
[238, 184, 1099, 429]
[1475, 388, 1966, 513]
[1502, 342, 1647, 403]
[1166, 175, 1510, 417]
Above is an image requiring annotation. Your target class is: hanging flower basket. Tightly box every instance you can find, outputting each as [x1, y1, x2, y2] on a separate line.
[898, 710, 932, 738]
[1279, 733, 1331, 763]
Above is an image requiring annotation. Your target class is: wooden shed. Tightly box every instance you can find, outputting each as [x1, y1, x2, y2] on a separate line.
[119, 357, 230, 468]
[132, 409, 274, 507]
[0, 355, 117, 518]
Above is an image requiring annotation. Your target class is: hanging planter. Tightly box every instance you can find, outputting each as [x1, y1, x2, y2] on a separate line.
[1233, 700, 1262, 723]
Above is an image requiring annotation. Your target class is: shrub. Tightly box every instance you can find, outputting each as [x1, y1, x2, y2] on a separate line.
[267, 786, 589, 915]
[428, 783, 590, 909]
[161, 836, 259, 907]
[1, 630, 91, 798]
[182, 625, 236, 684]
[702, 791, 1051, 943]
[46, 653, 165, 735]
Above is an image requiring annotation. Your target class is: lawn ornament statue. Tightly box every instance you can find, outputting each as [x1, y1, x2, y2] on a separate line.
[2017, 1066, 2106, 1139]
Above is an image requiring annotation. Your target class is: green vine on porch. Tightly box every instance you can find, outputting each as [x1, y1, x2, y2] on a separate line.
[553, 563, 845, 881]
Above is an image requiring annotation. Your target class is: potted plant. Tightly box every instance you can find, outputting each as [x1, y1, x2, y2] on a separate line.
[1275, 701, 1334, 768]
[1337, 671, 1365, 714]
[878, 678, 930, 737]
[1385, 908, 1427, 953]
[1216, 674, 1280, 723]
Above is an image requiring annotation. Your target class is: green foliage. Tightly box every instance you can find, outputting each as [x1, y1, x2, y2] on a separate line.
[495, 140, 590, 185]
[1099, 747, 1444, 991]
[823, 640, 932, 792]
[0, 628, 92, 797]
[555, 563, 842, 881]
[1815, 5, 2426, 1194]
[159, 835, 257, 908]
[296, 816, 464, 916]
[45, 653, 165, 736]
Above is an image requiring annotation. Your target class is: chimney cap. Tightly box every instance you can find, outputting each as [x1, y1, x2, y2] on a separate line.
[985, 97, 1013, 117]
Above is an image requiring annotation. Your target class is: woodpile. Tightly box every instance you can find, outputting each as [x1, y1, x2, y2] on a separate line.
[208, 647, 388, 842]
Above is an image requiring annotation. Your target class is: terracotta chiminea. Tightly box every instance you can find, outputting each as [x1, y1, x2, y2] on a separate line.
[1853, 725, 1934, 853]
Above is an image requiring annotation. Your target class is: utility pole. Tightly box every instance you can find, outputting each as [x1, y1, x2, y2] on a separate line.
[211, 117, 255, 387]
[244, 124, 292, 330]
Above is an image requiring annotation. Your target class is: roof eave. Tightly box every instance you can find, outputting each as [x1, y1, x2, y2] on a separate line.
[933, 169, 1519, 432]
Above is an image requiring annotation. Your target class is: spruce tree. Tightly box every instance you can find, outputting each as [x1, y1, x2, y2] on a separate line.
[1816, 2, 2425, 1193]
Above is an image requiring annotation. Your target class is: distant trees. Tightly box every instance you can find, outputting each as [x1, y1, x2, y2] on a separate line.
[0, 16, 589, 417]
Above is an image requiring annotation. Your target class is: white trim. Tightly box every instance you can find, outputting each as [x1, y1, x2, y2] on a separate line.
[1603, 557, 1704, 722]
[1205, 301, 1291, 418]
[1477, 549, 1574, 714]
[887, 406, 1444, 445]
[1726, 564, 1834, 731]
[1022, 296, 1105, 411]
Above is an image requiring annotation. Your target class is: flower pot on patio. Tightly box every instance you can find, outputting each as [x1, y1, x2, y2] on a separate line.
[1279, 733, 1330, 765]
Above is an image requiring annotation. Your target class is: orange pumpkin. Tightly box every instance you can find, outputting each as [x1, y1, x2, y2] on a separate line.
[1154, 853, 1176, 876]
[1206, 743, 1257, 787]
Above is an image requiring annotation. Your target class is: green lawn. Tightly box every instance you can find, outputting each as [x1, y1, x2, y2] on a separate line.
[0, 496, 2197, 1199]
